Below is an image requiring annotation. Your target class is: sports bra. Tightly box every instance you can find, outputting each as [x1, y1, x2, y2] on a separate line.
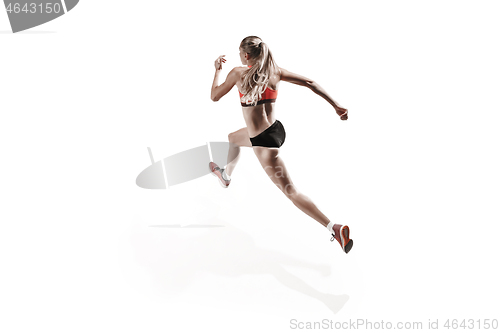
[238, 65, 278, 107]
[238, 86, 278, 106]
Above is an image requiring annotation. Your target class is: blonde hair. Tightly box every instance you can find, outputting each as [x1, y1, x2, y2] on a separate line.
[239, 36, 279, 106]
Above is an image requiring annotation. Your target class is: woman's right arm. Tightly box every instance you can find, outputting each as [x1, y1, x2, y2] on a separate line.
[279, 67, 348, 120]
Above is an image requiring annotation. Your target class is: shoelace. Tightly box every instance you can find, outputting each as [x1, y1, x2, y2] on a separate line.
[330, 233, 335, 242]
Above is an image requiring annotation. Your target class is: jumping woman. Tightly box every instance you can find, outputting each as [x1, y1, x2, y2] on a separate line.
[209, 36, 353, 254]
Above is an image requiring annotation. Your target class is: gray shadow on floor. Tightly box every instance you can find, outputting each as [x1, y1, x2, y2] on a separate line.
[0, 31, 56, 34]
[133, 219, 349, 314]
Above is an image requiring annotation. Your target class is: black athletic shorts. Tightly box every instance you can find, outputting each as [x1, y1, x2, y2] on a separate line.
[249, 119, 286, 148]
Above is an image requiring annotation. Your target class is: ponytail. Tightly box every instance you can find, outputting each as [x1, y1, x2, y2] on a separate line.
[240, 37, 279, 106]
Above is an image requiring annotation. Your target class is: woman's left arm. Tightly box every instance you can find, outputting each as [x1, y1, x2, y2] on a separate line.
[211, 55, 238, 101]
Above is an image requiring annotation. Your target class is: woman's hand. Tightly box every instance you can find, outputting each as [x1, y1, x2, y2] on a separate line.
[336, 107, 348, 121]
[214, 55, 226, 71]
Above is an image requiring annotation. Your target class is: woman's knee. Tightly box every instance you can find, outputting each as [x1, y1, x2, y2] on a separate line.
[229, 129, 251, 147]
[229, 134, 242, 149]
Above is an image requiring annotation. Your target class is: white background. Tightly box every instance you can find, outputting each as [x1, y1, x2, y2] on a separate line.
[1, 1, 499, 332]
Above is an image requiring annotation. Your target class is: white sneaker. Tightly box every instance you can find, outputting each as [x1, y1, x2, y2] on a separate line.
[209, 162, 231, 187]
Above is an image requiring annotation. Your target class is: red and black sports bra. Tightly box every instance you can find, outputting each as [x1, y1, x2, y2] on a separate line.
[238, 86, 278, 106]
[238, 65, 278, 106]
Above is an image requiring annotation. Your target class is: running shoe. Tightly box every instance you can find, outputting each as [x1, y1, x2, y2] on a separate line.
[330, 224, 353, 254]
[209, 162, 231, 188]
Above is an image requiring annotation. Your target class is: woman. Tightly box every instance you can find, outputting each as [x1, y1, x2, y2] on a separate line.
[209, 36, 353, 254]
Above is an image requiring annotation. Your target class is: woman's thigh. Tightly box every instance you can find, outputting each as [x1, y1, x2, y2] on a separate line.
[253, 147, 298, 196]
[229, 127, 252, 147]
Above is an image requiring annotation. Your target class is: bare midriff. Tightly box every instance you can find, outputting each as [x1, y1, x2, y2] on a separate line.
[236, 67, 281, 138]
[241, 102, 277, 137]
